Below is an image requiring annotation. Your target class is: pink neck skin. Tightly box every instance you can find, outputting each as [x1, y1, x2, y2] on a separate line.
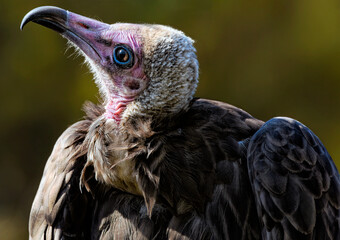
[104, 96, 135, 123]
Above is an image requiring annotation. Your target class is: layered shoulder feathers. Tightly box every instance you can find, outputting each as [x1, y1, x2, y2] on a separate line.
[29, 99, 264, 239]
[29, 99, 340, 240]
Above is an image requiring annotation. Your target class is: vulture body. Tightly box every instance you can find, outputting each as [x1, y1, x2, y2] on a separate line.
[21, 6, 340, 240]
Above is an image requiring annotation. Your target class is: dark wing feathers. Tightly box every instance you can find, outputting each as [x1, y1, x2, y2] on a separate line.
[29, 99, 340, 240]
[29, 99, 265, 239]
[248, 117, 340, 239]
[187, 99, 263, 239]
[29, 120, 92, 239]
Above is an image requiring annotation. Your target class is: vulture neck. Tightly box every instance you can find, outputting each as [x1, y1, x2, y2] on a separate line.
[103, 96, 135, 123]
[104, 100, 183, 127]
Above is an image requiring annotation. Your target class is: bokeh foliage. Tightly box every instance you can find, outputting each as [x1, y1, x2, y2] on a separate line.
[1, 0, 340, 238]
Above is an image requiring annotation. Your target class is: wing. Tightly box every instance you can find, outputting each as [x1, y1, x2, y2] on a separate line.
[248, 117, 340, 239]
[162, 99, 264, 239]
[29, 120, 92, 240]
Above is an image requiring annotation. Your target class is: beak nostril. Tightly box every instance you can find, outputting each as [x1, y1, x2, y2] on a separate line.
[78, 22, 90, 29]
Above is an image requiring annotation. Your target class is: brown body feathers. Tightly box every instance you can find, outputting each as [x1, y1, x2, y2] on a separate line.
[29, 99, 264, 239]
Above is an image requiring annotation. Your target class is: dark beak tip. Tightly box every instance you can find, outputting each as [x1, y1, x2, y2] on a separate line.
[20, 12, 31, 30]
[20, 18, 28, 30]
[20, 6, 67, 31]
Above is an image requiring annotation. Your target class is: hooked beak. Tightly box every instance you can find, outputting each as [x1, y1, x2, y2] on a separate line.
[21, 6, 110, 63]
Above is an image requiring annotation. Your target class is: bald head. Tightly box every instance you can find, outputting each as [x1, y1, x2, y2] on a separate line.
[21, 6, 199, 123]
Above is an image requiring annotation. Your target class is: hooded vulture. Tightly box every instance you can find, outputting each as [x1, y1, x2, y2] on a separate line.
[21, 6, 340, 240]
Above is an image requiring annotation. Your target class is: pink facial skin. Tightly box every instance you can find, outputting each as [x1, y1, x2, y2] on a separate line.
[65, 12, 148, 122]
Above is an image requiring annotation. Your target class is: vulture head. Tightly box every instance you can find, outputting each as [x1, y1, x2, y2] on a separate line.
[21, 7, 203, 209]
[21, 6, 199, 124]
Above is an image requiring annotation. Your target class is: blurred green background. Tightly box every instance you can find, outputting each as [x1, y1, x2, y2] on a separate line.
[1, 0, 340, 238]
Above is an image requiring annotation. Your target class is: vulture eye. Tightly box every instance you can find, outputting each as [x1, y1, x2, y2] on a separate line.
[113, 45, 134, 68]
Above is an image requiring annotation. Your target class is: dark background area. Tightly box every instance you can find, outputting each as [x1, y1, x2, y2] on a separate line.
[1, 0, 340, 238]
